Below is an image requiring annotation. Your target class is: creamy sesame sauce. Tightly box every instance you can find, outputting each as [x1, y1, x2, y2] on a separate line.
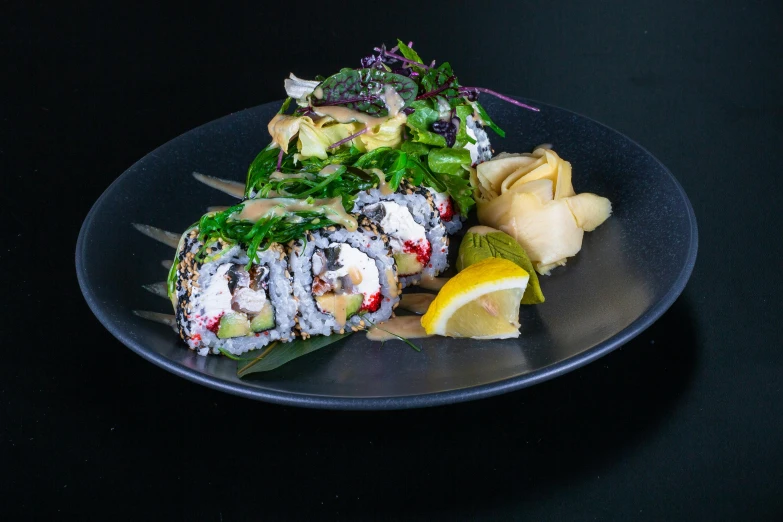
[418, 275, 451, 292]
[314, 105, 389, 128]
[370, 168, 394, 196]
[386, 269, 400, 298]
[132, 310, 176, 329]
[314, 83, 405, 124]
[142, 282, 169, 299]
[318, 164, 343, 176]
[236, 197, 358, 231]
[398, 293, 435, 315]
[192, 172, 245, 198]
[270, 171, 316, 180]
[131, 223, 180, 248]
[366, 316, 431, 341]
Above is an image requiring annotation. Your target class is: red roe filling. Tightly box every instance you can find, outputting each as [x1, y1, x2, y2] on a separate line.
[205, 313, 224, 334]
[437, 198, 455, 222]
[403, 239, 432, 265]
[362, 291, 382, 313]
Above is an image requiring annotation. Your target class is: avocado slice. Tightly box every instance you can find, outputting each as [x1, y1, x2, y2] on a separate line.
[217, 312, 251, 339]
[393, 252, 424, 277]
[344, 294, 363, 318]
[249, 301, 275, 332]
[315, 292, 364, 320]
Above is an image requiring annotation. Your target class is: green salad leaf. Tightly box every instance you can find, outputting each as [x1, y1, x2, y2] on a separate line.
[428, 147, 472, 176]
[396, 39, 425, 71]
[352, 147, 409, 189]
[196, 203, 344, 267]
[246, 144, 374, 209]
[454, 105, 477, 148]
[245, 145, 298, 197]
[300, 146, 365, 172]
[431, 170, 474, 216]
[406, 100, 439, 129]
[406, 100, 448, 147]
[400, 141, 431, 159]
[277, 97, 292, 114]
[474, 101, 505, 138]
[419, 63, 461, 107]
[408, 127, 448, 147]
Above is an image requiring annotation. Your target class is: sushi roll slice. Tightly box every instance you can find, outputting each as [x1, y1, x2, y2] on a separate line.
[170, 228, 296, 356]
[465, 113, 493, 165]
[353, 178, 449, 287]
[289, 227, 400, 337]
[426, 188, 464, 236]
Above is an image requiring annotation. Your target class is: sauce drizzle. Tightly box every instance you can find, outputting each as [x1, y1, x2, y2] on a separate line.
[366, 316, 432, 342]
[132, 223, 180, 249]
[314, 105, 388, 128]
[370, 168, 394, 196]
[236, 197, 358, 231]
[142, 282, 168, 299]
[132, 310, 177, 330]
[418, 276, 451, 292]
[398, 294, 435, 315]
[192, 172, 245, 199]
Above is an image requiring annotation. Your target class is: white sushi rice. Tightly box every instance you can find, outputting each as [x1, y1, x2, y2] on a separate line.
[353, 184, 449, 287]
[465, 114, 493, 164]
[426, 188, 465, 235]
[173, 236, 296, 356]
[290, 228, 399, 337]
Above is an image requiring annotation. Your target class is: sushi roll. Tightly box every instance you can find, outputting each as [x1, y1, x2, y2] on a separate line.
[289, 227, 400, 337]
[426, 188, 464, 235]
[353, 178, 449, 287]
[170, 228, 296, 356]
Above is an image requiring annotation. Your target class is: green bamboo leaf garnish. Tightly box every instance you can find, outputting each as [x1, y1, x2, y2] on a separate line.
[236, 333, 353, 376]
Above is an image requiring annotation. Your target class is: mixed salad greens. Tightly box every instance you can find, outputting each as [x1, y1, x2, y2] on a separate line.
[243, 39, 538, 223]
[182, 39, 540, 287]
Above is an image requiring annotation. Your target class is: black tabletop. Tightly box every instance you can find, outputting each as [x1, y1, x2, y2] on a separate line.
[4, 2, 782, 520]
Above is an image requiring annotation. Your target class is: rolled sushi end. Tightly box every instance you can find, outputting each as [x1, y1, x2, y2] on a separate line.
[426, 188, 464, 235]
[353, 178, 449, 287]
[172, 233, 294, 355]
[291, 227, 400, 337]
[312, 242, 382, 325]
[361, 201, 432, 278]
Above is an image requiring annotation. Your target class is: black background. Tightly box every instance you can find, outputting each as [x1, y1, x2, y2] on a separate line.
[3, 1, 783, 520]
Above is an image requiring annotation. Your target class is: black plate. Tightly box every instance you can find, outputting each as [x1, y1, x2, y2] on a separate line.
[75, 97, 697, 410]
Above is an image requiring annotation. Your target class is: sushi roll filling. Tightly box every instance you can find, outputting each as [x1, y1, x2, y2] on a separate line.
[427, 189, 456, 223]
[191, 262, 275, 341]
[363, 201, 432, 276]
[312, 243, 381, 321]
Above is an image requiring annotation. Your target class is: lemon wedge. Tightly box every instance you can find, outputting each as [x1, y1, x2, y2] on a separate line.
[421, 258, 529, 339]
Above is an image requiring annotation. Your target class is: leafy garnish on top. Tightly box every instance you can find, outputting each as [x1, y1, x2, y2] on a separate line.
[196, 201, 345, 267]
[313, 68, 418, 117]
[247, 39, 542, 225]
